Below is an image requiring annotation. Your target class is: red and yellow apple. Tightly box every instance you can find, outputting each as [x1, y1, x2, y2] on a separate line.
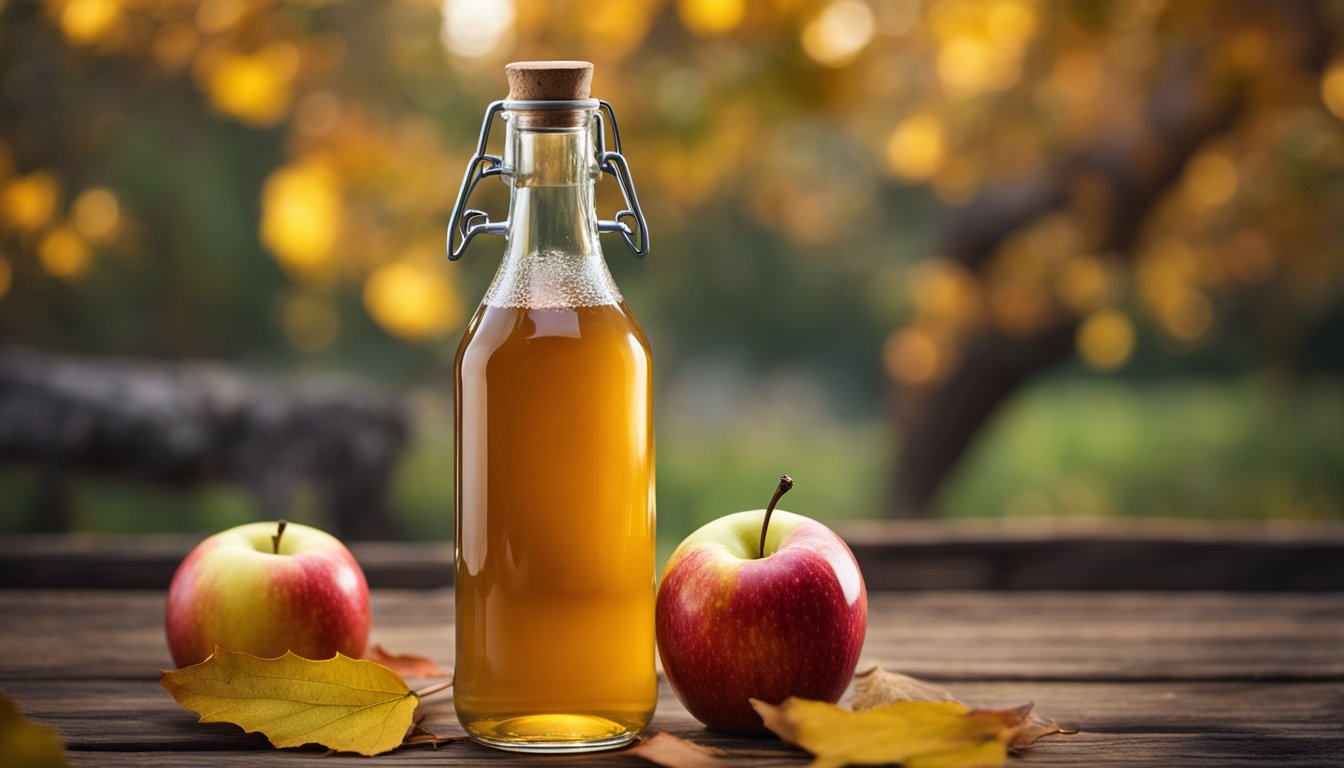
[165, 521, 370, 667]
[655, 477, 868, 734]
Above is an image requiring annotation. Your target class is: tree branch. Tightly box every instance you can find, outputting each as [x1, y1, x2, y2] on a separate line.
[890, 2, 1328, 515]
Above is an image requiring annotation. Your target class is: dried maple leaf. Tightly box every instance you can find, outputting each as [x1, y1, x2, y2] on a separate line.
[851, 666, 1076, 749]
[0, 692, 69, 768]
[628, 732, 733, 768]
[752, 697, 1038, 768]
[852, 666, 958, 710]
[362, 643, 449, 679]
[161, 646, 422, 756]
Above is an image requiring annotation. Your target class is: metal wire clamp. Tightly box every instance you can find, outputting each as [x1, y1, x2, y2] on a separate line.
[446, 99, 650, 261]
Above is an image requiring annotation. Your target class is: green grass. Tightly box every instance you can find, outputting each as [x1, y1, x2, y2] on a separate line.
[3, 377, 1340, 539]
[939, 377, 1344, 520]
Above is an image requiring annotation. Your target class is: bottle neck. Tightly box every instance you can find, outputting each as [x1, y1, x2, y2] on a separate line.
[508, 122, 600, 254]
[483, 112, 621, 309]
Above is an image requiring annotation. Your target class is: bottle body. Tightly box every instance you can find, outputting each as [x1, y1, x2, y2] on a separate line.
[452, 108, 656, 751]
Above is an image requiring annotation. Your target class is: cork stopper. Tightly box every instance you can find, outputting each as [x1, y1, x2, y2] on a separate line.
[505, 61, 593, 128]
[506, 61, 593, 101]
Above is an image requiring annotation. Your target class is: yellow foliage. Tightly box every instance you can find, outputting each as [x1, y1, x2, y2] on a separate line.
[1076, 309, 1134, 372]
[1055, 254, 1111, 314]
[752, 697, 1022, 768]
[1156, 287, 1213, 342]
[39, 225, 92, 280]
[151, 22, 200, 72]
[801, 0, 875, 67]
[2, 171, 60, 231]
[909, 257, 982, 332]
[1322, 60, 1344, 121]
[0, 256, 11, 301]
[1183, 152, 1238, 209]
[441, 0, 515, 59]
[72, 187, 121, 244]
[201, 44, 300, 127]
[884, 327, 950, 386]
[160, 647, 418, 756]
[363, 260, 461, 340]
[52, 0, 123, 46]
[260, 160, 343, 275]
[195, 0, 249, 35]
[678, 0, 745, 36]
[581, 0, 657, 58]
[928, 0, 1035, 96]
[886, 114, 946, 181]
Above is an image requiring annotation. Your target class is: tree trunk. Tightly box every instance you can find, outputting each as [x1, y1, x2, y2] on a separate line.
[890, 1, 1327, 515]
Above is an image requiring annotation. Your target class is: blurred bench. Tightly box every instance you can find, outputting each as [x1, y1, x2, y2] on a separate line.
[0, 346, 407, 539]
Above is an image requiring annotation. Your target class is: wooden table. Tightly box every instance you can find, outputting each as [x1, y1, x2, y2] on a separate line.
[2, 532, 1343, 765]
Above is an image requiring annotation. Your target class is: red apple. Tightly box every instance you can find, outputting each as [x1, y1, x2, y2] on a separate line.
[656, 476, 868, 734]
[165, 521, 370, 667]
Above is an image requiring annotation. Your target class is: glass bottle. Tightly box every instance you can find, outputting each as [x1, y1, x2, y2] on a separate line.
[446, 61, 655, 753]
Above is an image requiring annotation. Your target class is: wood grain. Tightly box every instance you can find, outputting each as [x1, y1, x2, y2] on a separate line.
[3, 591, 1340, 681]
[1, 580, 1341, 764]
[3, 678, 1342, 766]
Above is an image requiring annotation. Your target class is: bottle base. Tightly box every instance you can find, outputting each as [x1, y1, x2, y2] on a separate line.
[464, 713, 641, 754]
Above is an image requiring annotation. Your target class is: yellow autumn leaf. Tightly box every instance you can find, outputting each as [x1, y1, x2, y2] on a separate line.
[160, 646, 419, 756]
[751, 697, 1032, 768]
[851, 665, 1076, 750]
[0, 692, 69, 768]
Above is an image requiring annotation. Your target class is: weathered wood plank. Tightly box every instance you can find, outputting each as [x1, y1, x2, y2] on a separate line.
[842, 518, 1344, 592]
[1, 591, 1340, 682]
[5, 678, 1340, 748]
[51, 736, 1344, 768]
[1, 586, 1342, 765]
[4, 679, 1341, 766]
[4, 519, 1342, 591]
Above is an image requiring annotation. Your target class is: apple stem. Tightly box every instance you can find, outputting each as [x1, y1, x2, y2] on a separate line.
[272, 519, 287, 555]
[758, 475, 794, 559]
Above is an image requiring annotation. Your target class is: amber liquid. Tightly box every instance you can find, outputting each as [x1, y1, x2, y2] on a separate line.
[453, 300, 656, 751]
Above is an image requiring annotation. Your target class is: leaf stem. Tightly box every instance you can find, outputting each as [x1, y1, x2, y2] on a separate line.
[414, 680, 453, 700]
[272, 519, 287, 555]
[758, 475, 794, 559]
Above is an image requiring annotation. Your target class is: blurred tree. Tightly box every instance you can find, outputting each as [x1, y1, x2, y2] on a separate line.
[1, 0, 1341, 520]
[883, 1, 1343, 513]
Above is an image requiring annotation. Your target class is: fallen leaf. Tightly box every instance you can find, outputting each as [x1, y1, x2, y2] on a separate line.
[1000, 714, 1078, 749]
[904, 740, 1007, 768]
[402, 731, 470, 748]
[851, 666, 1077, 749]
[852, 666, 958, 710]
[161, 646, 419, 756]
[399, 715, 468, 749]
[628, 732, 733, 768]
[362, 643, 449, 679]
[0, 692, 69, 768]
[752, 697, 1034, 768]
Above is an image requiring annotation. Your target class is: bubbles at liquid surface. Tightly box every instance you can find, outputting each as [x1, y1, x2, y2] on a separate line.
[484, 249, 623, 310]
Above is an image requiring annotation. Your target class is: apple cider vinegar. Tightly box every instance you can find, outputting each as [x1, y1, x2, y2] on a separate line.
[453, 301, 655, 746]
[448, 61, 656, 752]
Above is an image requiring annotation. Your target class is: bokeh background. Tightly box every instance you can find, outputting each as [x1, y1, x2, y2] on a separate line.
[2, 0, 1342, 545]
